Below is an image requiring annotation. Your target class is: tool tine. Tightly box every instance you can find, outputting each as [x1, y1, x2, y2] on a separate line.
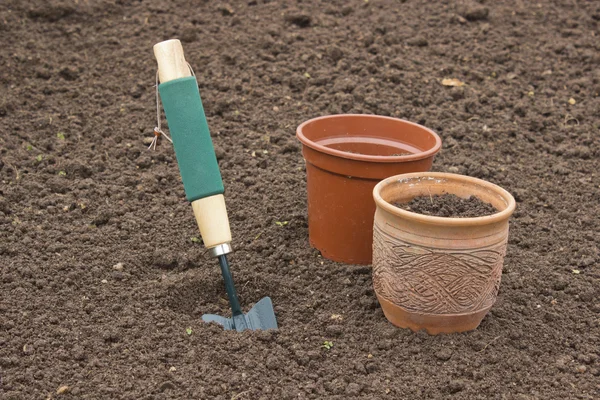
[245, 297, 278, 330]
[202, 297, 277, 332]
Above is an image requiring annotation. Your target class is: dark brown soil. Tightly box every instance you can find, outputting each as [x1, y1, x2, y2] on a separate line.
[1, 0, 599, 399]
[396, 193, 497, 217]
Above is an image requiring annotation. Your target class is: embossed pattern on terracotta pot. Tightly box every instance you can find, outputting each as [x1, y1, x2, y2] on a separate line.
[372, 172, 516, 334]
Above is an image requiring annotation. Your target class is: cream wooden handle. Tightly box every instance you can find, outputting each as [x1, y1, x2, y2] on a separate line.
[153, 39, 191, 83]
[154, 39, 232, 250]
[191, 195, 232, 248]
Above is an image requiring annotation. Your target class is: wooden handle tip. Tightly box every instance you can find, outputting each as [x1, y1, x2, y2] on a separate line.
[153, 39, 191, 83]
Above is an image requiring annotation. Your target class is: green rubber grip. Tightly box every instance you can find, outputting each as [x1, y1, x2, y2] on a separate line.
[158, 77, 223, 202]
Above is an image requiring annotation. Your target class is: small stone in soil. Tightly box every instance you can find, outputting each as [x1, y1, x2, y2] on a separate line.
[448, 379, 466, 393]
[56, 385, 70, 395]
[326, 325, 343, 336]
[346, 382, 362, 396]
[435, 348, 453, 361]
[395, 193, 497, 218]
[461, 5, 489, 21]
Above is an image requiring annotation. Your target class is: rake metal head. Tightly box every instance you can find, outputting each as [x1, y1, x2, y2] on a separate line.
[202, 296, 278, 332]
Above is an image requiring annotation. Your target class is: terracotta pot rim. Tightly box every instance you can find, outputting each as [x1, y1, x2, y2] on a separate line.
[373, 172, 516, 226]
[296, 114, 442, 163]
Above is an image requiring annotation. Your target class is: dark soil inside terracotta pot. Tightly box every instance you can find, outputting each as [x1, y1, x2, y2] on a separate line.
[395, 193, 497, 218]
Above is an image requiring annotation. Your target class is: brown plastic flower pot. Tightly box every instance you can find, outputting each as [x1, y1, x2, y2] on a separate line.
[372, 172, 516, 334]
[296, 115, 442, 265]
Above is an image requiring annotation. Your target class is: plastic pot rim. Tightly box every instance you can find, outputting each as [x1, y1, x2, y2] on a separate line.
[296, 114, 442, 163]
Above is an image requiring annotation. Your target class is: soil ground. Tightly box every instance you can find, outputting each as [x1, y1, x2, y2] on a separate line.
[1, 0, 599, 399]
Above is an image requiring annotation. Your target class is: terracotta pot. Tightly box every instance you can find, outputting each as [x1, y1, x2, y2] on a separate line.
[372, 172, 516, 334]
[296, 115, 442, 265]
